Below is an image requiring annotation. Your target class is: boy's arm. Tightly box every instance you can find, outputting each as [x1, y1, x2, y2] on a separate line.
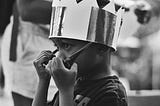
[32, 79, 50, 106]
[32, 50, 53, 106]
[59, 88, 75, 106]
[47, 57, 77, 106]
[16, 0, 52, 24]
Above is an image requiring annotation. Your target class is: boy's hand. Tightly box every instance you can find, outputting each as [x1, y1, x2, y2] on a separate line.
[33, 50, 53, 81]
[47, 57, 77, 91]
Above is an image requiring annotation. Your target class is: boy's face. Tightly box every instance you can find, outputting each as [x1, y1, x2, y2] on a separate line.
[53, 38, 99, 76]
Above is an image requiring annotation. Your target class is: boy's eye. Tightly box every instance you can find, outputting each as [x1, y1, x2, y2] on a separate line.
[62, 43, 71, 50]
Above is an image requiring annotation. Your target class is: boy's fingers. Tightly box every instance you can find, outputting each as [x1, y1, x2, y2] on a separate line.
[34, 56, 48, 67]
[41, 50, 52, 54]
[36, 50, 53, 61]
[46, 60, 52, 73]
[53, 57, 66, 69]
[33, 50, 54, 68]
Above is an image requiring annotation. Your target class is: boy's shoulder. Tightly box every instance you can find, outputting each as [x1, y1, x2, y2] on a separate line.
[74, 76, 128, 106]
[49, 76, 128, 106]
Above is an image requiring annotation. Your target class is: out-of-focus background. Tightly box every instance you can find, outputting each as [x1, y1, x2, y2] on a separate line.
[1, 0, 160, 106]
[111, 0, 160, 105]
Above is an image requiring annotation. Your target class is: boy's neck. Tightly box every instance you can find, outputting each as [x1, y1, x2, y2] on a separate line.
[77, 65, 111, 81]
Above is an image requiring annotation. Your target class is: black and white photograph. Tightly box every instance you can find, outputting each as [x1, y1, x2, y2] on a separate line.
[0, 0, 160, 106]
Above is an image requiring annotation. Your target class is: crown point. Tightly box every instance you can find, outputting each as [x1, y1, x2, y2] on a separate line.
[97, 0, 110, 8]
[103, 0, 116, 14]
[76, 0, 83, 3]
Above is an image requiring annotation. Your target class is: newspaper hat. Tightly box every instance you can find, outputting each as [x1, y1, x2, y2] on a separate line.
[49, 0, 124, 51]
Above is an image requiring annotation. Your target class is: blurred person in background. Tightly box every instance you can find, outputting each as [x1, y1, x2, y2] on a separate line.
[133, 0, 160, 89]
[1, 0, 57, 106]
[0, 0, 15, 96]
[0, 33, 4, 96]
[113, 0, 160, 90]
[112, 36, 148, 90]
[112, 0, 160, 90]
[0, 35, 4, 96]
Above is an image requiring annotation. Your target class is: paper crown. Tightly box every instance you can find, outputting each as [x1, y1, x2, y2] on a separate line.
[49, 0, 124, 51]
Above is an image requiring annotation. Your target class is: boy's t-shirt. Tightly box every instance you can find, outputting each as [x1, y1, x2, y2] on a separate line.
[48, 75, 128, 106]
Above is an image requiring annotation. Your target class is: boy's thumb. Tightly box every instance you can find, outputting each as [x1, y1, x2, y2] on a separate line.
[70, 63, 78, 73]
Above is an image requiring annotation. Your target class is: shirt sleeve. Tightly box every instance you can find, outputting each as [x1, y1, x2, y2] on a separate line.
[92, 91, 128, 106]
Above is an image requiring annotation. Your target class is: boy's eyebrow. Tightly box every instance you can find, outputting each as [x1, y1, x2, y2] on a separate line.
[53, 39, 74, 47]
[61, 39, 75, 45]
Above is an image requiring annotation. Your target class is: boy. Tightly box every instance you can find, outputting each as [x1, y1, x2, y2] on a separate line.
[32, 0, 128, 106]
